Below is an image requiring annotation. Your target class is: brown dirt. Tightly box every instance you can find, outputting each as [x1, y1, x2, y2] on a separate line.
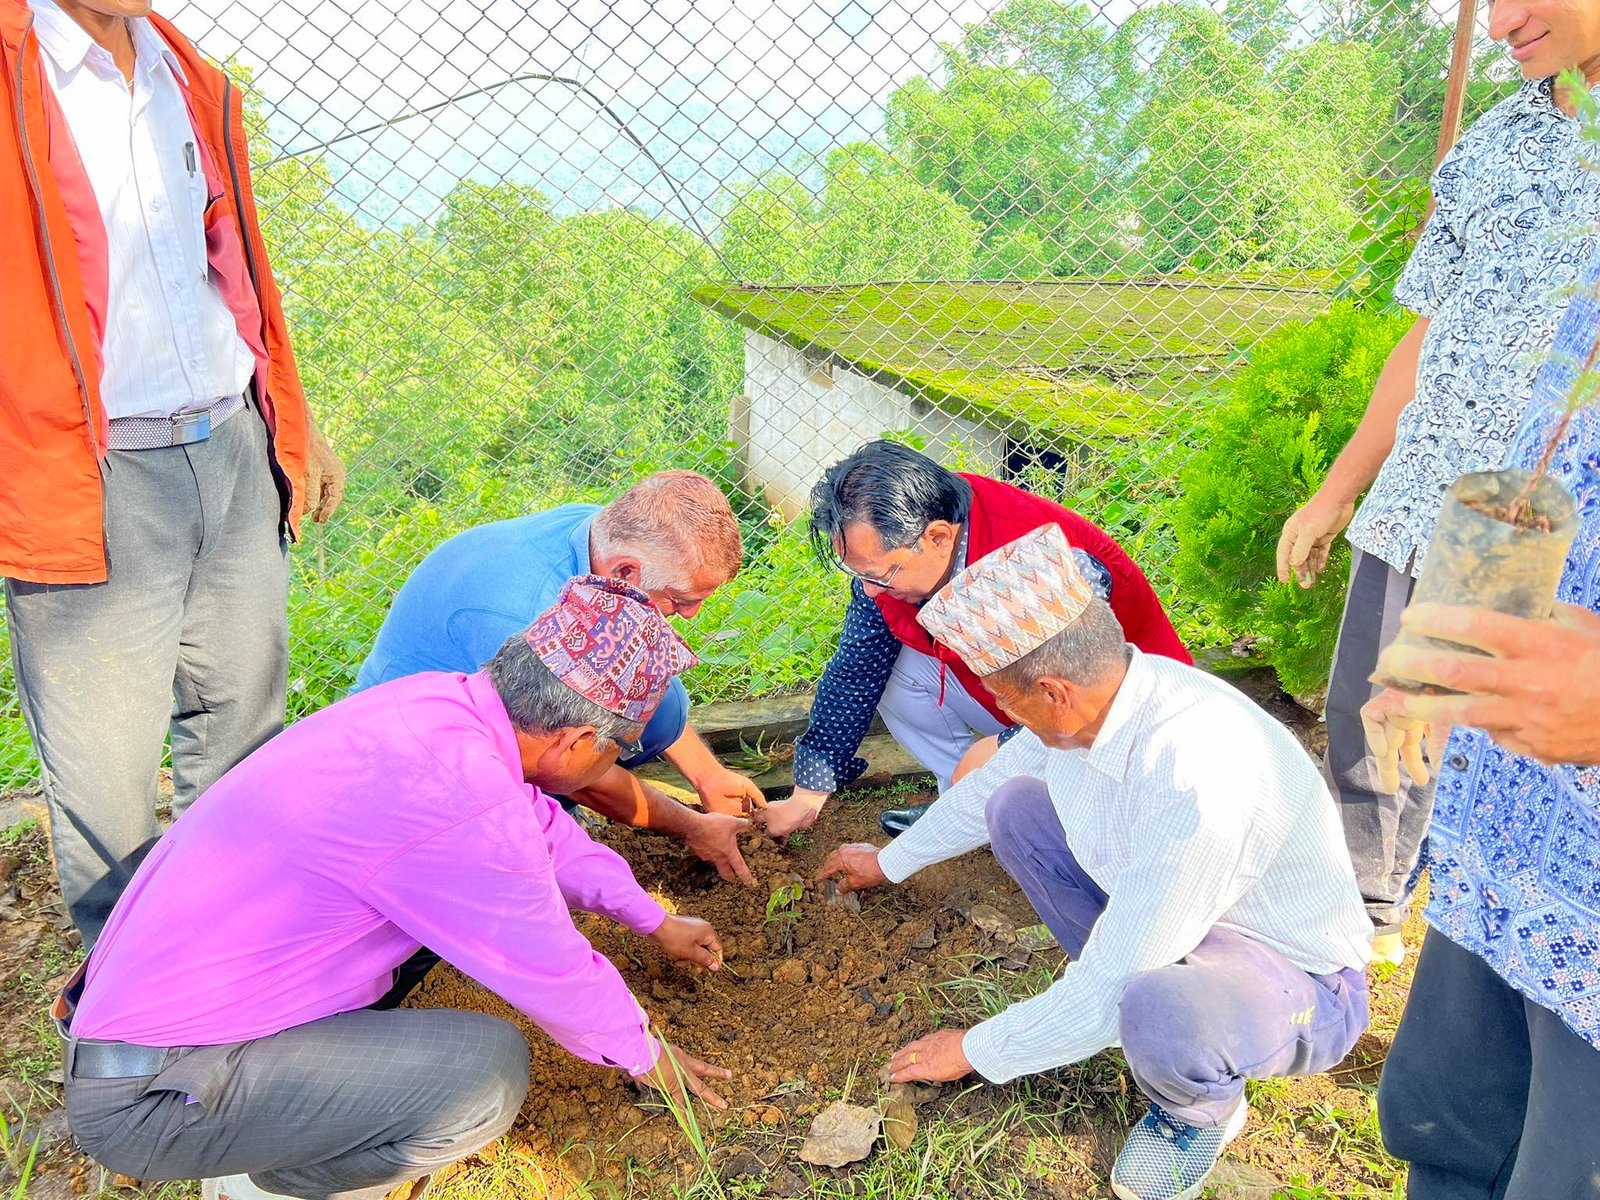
[408, 796, 1060, 1195]
[407, 782, 1411, 1199]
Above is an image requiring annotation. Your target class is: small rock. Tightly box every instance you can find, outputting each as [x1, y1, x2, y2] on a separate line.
[999, 947, 1034, 972]
[891, 1081, 942, 1107]
[717, 1148, 768, 1181]
[823, 879, 862, 913]
[799, 1100, 881, 1167]
[940, 887, 977, 917]
[1015, 923, 1059, 953]
[769, 1166, 810, 1198]
[967, 903, 1017, 943]
[771, 958, 809, 986]
[907, 926, 937, 952]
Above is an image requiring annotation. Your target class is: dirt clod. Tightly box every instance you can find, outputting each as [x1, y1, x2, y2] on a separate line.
[771, 958, 809, 986]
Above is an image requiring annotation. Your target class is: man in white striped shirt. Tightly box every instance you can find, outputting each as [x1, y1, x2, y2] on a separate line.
[817, 525, 1372, 1200]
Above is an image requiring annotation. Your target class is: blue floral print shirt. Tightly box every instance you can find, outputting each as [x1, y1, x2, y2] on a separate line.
[1426, 257, 1600, 1049]
[1348, 79, 1600, 575]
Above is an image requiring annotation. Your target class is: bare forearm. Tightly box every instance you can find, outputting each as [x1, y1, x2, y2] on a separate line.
[572, 764, 696, 836]
[663, 726, 721, 789]
[1319, 318, 1428, 503]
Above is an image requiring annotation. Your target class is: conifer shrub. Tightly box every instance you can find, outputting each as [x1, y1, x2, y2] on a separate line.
[1173, 302, 1414, 697]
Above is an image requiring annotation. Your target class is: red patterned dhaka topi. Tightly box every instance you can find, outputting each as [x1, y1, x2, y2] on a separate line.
[524, 574, 698, 725]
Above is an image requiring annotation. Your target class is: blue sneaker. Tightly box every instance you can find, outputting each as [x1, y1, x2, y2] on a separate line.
[1109, 1100, 1248, 1200]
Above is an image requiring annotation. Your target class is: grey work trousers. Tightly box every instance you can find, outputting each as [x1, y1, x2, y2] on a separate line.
[1378, 928, 1600, 1198]
[1321, 548, 1434, 934]
[5, 407, 288, 945]
[66, 1008, 531, 1200]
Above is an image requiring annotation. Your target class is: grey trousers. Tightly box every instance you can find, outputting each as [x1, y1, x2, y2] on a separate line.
[986, 778, 1369, 1127]
[1378, 928, 1600, 1199]
[66, 1008, 531, 1200]
[1322, 548, 1434, 934]
[4, 407, 288, 945]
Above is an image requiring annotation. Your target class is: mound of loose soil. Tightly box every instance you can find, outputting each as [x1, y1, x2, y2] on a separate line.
[408, 794, 1057, 1194]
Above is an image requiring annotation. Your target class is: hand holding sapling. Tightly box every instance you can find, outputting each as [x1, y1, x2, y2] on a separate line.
[650, 913, 726, 971]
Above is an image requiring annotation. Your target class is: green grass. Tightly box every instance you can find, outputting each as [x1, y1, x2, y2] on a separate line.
[691, 278, 1331, 451]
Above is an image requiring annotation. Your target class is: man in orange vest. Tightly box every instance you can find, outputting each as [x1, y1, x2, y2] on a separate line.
[1, 0, 343, 943]
[758, 441, 1190, 839]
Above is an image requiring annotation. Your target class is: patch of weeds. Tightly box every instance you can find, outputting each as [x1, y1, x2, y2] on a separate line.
[426, 1136, 622, 1200]
[0, 1110, 41, 1200]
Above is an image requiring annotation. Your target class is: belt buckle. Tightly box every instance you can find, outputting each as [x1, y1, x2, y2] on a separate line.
[170, 408, 212, 447]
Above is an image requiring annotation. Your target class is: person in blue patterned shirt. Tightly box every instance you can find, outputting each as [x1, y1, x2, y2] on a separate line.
[1364, 256, 1600, 1197]
[1273, 0, 1600, 969]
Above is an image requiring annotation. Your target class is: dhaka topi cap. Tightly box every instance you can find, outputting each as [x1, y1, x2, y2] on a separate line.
[917, 524, 1095, 676]
[524, 574, 698, 725]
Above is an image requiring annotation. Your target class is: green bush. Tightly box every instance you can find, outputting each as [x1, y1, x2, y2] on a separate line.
[1172, 302, 1413, 697]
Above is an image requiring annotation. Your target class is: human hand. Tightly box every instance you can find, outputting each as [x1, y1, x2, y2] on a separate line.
[814, 842, 888, 895]
[692, 766, 767, 817]
[887, 1028, 972, 1084]
[301, 415, 346, 523]
[1275, 491, 1355, 589]
[681, 810, 755, 886]
[1360, 687, 1445, 794]
[1370, 602, 1600, 766]
[632, 1039, 731, 1111]
[754, 789, 827, 838]
[649, 914, 725, 971]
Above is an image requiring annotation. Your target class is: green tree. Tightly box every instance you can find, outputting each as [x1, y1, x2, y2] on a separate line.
[718, 144, 982, 283]
[1172, 303, 1414, 695]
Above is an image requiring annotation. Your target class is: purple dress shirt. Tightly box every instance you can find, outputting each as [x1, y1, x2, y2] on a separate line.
[70, 670, 667, 1075]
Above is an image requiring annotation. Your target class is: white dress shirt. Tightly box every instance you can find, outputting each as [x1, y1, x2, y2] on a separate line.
[878, 648, 1372, 1085]
[29, 0, 254, 420]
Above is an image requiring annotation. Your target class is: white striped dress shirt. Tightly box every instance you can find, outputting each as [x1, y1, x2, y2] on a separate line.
[29, 0, 254, 420]
[878, 648, 1372, 1085]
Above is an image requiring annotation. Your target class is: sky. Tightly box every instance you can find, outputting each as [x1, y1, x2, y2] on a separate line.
[163, 0, 1471, 230]
[165, 0, 1012, 226]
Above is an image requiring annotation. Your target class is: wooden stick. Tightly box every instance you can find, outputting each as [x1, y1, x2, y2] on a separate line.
[1435, 0, 1483, 170]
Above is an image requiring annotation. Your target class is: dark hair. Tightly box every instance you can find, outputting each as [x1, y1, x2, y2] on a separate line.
[486, 634, 638, 743]
[807, 440, 972, 563]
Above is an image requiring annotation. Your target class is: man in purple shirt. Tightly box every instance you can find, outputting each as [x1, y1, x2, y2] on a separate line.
[57, 576, 732, 1200]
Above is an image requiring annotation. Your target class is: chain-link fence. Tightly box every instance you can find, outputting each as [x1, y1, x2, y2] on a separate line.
[0, 0, 1515, 789]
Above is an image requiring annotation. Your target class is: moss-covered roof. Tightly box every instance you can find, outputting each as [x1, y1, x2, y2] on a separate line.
[691, 279, 1330, 449]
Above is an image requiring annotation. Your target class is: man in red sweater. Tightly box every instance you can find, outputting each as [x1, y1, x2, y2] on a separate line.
[759, 441, 1189, 838]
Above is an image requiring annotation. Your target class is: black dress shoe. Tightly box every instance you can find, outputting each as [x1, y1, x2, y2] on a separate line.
[879, 801, 933, 838]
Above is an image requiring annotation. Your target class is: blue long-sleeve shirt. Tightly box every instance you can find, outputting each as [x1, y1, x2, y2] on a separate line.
[792, 550, 1112, 792]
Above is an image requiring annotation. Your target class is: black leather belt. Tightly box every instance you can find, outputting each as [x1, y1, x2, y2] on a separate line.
[69, 1039, 171, 1079]
[54, 961, 174, 1079]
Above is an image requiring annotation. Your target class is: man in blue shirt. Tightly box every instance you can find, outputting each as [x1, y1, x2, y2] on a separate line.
[1364, 254, 1600, 1197]
[356, 470, 761, 886]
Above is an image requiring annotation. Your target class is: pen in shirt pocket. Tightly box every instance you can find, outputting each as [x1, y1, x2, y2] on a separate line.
[184, 141, 197, 176]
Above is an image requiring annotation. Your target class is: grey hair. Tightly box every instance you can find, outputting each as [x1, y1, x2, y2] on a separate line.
[486, 634, 639, 743]
[591, 470, 743, 587]
[988, 597, 1130, 690]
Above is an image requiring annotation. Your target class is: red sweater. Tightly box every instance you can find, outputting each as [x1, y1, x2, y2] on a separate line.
[873, 473, 1191, 726]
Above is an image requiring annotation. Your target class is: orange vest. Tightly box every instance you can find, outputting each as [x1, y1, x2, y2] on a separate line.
[0, 1, 309, 584]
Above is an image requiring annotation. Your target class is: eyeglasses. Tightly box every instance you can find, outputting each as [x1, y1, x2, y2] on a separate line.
[616, 734, 645, 758]
[836, 555, 907, 589]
